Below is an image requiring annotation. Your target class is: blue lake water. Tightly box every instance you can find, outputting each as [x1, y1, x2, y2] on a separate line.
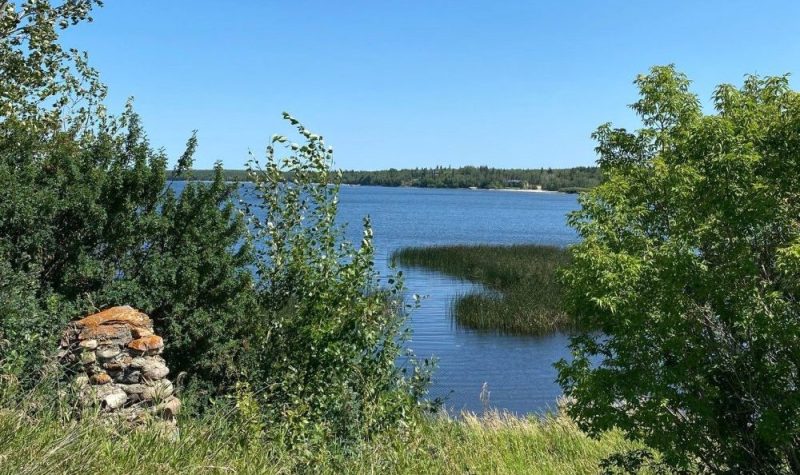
[177, 181, 582, 415]
[333, 186, 581, 415]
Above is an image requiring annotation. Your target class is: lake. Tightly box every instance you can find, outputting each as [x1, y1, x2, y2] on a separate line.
[333, 186, 581, 415]
[176, 181, 583, 415]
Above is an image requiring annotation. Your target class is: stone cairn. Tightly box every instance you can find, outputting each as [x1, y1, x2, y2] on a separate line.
[59, 306, 181, 427]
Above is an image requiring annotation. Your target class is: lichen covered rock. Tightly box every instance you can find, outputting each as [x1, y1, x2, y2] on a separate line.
[128, 335, 164, 355]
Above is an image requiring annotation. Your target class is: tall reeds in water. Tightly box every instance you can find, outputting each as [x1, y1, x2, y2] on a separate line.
[392, 245, 573, 334]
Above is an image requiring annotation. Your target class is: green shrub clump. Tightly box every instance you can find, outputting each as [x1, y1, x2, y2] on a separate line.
[559, 65, 800, 472]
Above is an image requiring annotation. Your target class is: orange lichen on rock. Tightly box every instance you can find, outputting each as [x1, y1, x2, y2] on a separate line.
[131, 326, 154, 338]
[91, 373, 112, 385]
[75, 306, 152, 330]
[79, 324, 132, 342]
[128, 335, 164, 353]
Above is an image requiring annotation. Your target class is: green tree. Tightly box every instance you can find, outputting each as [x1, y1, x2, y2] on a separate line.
[0, 101, 257, 394]
[0, 0, 105, 128]
[240, 115, 428, 444]
[0, 1, 424, 445]
[558, 65, 800, 472]
[0, 0, 257, 395]
[70, 110, 429, 440]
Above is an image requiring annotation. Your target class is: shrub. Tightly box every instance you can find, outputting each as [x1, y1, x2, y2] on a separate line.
[240, 115, 428, 443]
[0, 0, 424, 443]
[0, 106, 258, 394]
[0, 1, 258, 394]
[558, 65, 800, 472]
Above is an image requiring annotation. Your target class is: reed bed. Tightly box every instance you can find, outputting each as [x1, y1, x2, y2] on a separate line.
[393, 245, 573, 335]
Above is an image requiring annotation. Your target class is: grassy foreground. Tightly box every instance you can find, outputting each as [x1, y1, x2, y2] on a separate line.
[0, 408, 639, 474]
[393, 245, 572, 334]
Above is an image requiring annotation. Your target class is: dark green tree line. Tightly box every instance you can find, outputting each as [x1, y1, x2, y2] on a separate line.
[338, 165, 600, 191]
[168, 165, 602, 193]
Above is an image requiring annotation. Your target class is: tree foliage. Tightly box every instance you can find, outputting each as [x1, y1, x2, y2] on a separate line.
[558, 65, 800, 472]
[239, 115, 429, 443]
[0, 0, 105, 128]
[0, 101, 257, 392]
[166, 165, 602, 193]
[0, 0, 423, 444]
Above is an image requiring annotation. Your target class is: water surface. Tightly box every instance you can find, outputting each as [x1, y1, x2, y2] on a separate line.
[334, 186, 580, 414]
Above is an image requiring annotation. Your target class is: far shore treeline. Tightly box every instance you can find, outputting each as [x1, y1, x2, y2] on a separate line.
[167, 165, 601, 193]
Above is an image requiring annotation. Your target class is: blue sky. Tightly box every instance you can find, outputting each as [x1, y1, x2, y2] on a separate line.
[63, 1, 800, 170]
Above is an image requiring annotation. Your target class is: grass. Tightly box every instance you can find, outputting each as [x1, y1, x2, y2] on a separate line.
[392, 244, 573, 335]
[0, 407, 641, 474]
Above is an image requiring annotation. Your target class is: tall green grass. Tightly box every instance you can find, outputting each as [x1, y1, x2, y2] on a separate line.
[393, 245, 573, 334]
[0, 407, 640, 474]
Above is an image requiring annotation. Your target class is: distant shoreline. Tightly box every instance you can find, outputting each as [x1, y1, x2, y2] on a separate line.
[175, 180, 575, 194]
[483, 187, 561, 193]
[339, 184, 579, 193]
[340, 184, 583, 194]
[168, 166, 599, 194]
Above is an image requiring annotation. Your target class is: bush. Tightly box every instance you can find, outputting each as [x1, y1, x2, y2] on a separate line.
[558, 65, 800, 472]
[0, 1, 424, 443]
[240, 115, 428, 443]
[0, 107, 258, 395]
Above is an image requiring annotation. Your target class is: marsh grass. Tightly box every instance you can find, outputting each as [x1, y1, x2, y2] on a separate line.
[0, 406, 641, 474]
[393, 245, 573, 335]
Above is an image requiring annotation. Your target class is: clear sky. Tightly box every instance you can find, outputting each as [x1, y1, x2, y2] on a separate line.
[62, 1, 800, 170]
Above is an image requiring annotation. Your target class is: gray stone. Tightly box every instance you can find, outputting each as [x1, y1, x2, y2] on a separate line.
[80, 383, 117, 406]
[155, 397, 181, 419]
[142, 380, 174, 401]
[102, 388, 128, 411]
[118, 370, 142, 384]
[130, 357, 147, 369]
[79, 339, 98, 350]
[141, 359, 169, 380]
[96, 345, 121, 360]
[80, 351, 96, 364]
[126, 393, 143, 404]
[119, 383, 147, 394]
[103, 354, 131, 370]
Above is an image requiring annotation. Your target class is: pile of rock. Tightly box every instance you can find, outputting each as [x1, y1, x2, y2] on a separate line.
[60, 306, 180, 425]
